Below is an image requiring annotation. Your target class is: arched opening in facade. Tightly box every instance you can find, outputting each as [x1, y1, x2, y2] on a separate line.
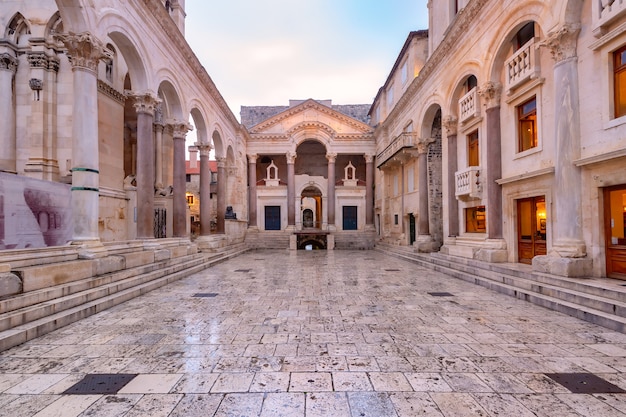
[301, 185, 323, 229]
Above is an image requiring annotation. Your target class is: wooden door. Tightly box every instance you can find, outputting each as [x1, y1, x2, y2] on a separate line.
[264, 206, 281, 231]
[517, 196, 546, 264]
[605, 186, 626, 279]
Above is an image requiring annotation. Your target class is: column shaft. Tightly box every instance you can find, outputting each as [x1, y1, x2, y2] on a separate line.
[248, 155, 257, 227]
[365, 156, 374, 225]
[172, 135, 186, 237]
[327, 155, 336, 227]
[216, 158, 226, 233]
[485, 106, 503, 240]
[287, 160, 296, 226]
[418, 151, 430, 235]
[0, 54, 17, 172]
[199, 146, 212, 236]
[447, 134, 459, 237]
[136, 110, 155, 238]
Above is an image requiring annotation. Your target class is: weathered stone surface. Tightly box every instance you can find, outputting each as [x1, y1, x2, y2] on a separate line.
[0, 272, 22, 297]
[17, 260, 95, 292]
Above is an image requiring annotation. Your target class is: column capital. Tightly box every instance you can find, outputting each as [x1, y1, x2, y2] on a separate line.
[539, 23, 581, 63]
[364, 154, 375, 163]
[325, 152, 337, 163]
[127, 91, 161, 116]
[286, 151, 297, 164]
[0, 53, 18, 73]
[417, 137, 436, 154]
[55, 31, 110, 72]
[167, 120, 193, 138]
[216, 156, 227, 168]
[195, 141, 212, 156]
[442, 115, 458, 136]
[247, 154, 258, 163]
[477, 81, 502, 109]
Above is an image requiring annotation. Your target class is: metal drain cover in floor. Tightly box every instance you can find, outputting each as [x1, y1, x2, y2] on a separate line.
[193, 293, 218, 298]
[63, 374, 137, 395]
[545, 373, 626, 394]
[384, 269, 400, 272]
[428, 292, 455, 297]
[234, 269, 252, 272]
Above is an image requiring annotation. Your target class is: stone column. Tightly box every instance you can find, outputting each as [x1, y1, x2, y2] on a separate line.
[197, 142, 212, 236]
[287, 151, 297, 228]
[476, 81, 507, 262]
[0, 53, 17, 173]
[127, 91, 161, 239]
[365, 154, 375, 226]
[154, 103, 165, 191]
[56, 32, 108, 247]
[169, 121, 192, 237]
[326, 152, 337, 229]
[248, 154, 258, 228]
[216, 157, 226, 233]
[443, 116, 459, 239]
[534, 24, 591, 277]
[417, 138, 435, 236]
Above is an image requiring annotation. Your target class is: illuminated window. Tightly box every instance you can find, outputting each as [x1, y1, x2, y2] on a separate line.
[467, 130, 479, 167]
[614, 45, 626, 118]
[518, 97, 537, 152]
[465, 206, 486, 233]
[186, 195, 194, 205]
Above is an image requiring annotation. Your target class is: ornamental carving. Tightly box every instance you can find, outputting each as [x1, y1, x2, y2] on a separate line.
[325, 152, 337, 163]
[55, 31, 110, 72]
[196, 142, 213, 157]
[168, 120, 193, 138]
[127, 91, 161, 116]
[364, 154, 375, 163]
[538, 24, 581, 63]
[286, 151, 297, 164]
[417, 137, 436, 154]
[216, 157, 227, 168]
[477, 81, 502, 109]
[0, 53, 18, 72]
[442, 116, 458, 136]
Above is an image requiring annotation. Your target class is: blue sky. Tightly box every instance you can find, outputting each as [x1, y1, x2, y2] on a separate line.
[185, 1, 429, 120]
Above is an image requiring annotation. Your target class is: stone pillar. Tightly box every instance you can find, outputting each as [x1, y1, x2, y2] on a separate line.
[443, 116, 459, 239]
[216, 157, 226, 234]
[365, 154, 374, 226]
[248, 154, 258, 228]
[0, 53, 17, 173]
[534, 24, 591, 277]
[326, 152, 337, 229]
[128, 91, 161, 239]
[154, 103, 165, 191]
[169, 121, 192, 238]
[287, 151, 296, 228]
[197, 142, 212, 236]
[56, 32, 108, 247]
[476, 81, 507, 262]
[414, 138, 437, 252]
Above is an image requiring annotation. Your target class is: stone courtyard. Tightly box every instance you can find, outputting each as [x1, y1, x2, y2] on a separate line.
[1, 251, 626, 416]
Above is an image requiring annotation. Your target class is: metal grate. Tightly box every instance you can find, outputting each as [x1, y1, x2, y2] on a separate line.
[384, 269, 400, 272]
[63, 374, 137, 395]
[193, 293, 218, 298]
[428, 292, 455, 297]
[545, 373, 626, 394]
[234, 269, 252, 272]
[154, 208, 166, 238]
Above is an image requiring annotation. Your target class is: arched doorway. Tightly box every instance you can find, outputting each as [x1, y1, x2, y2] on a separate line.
[301, 186, 322, 229]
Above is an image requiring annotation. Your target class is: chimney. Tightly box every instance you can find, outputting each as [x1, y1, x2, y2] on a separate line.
[189, 146, 198, 169]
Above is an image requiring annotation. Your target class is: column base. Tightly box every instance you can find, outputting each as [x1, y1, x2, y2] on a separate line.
[532, 255, 592, 278]
[413, 235, 437, 253]
[71, 239, 109, 259]
[327, 234, 335, 250]
[196, 235, 228, 251]
[551, 238, 587, 258]
[289, 234, 298, 250]
[475, 239, 508, 263]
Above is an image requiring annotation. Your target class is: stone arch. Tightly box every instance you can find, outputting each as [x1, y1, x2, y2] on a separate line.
[45, 11, 64, 40]
[6, 12, 31, 46]
[189, 107, 208, 145]
[295, 140, 328, 177]
[288, 122, 334, 149]
[447, 67, 481, 118]
[557, 0, 584, 26]
[211, 126, 225, 158]
[54, 0, 92, 33]
[298, 183, 326, 230]
[157, 79, 183, 121]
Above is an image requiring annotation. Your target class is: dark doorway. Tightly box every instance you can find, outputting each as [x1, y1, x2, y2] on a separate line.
[265, 206, 281, 231]
[409, 213, 416, 245]
[517, 196, 546, 264]
[343, 206, 357, 230]
[604, 185, 626, 279]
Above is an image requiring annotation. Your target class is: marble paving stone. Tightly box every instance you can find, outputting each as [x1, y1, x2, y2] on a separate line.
[347, 392, 398, 417]
[404, 373, 453, 392]
[171, 373, 219, 393]
[117, 373, 182, 394]
[368, 372, 413, 392]
[168, 394, 223, 417]
[514, 393, 581, 417]
[305, 392, 351, 417]
[0, 374, 26, 392]
[249, 372, 291, 392]
[210, 373, 254, 393]
[388, 392, 445, 416]
[122, 393, 183, 417]
[429, 392, 489, 417]
[472, 393, 536, 417]
[441, 373, 493, 393]
[214, 393, 264, 417]
[0, 394, 58, 416]
[288, 372, 333, 392]
[556, 393, 626, 416]
[332, 371, 373, 391]
[475, 372, 534, 394]
[259, 392, 305, 416]
[77, 394, 142, 417]
[32, 394, 101, 417]
[4, 374, 68, 395]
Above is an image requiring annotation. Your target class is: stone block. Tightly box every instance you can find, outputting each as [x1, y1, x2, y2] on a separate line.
[120, 251, 155, 268]
[155, 249, 171, 261]
[533, 255, 593, 278]
[17, 260, 95, 292]
[444, 245, 477, 259]
[94, 255, 125, 276]
[169, 246, 187, 258]
[475, 248, 508, 263]
[0, 273, 22, 297]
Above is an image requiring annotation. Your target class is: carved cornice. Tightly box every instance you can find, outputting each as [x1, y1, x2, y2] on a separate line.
[55, 32, 109, 72]
[97, 80, 126, 104]
[287, 121, 336, 138]
[127, 90, 161, 116]
[27, 52, 60, 72]
[250, 99, 373, 134]
[0, 53, 18, 72]
[538, 23, 581, 63]
[477, 81, 502, 109]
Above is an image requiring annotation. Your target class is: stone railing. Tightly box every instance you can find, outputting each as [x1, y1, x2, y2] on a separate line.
[505, 38, 539, 93]
[455, 166, 482, 200]
[376, 132, 418, 167]
[459, 87, 479, 124]
[593, 0, 626, 37]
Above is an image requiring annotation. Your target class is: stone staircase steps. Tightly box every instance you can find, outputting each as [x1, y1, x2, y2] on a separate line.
[0, 243, 248, 351]
[375, 243, 626, 333]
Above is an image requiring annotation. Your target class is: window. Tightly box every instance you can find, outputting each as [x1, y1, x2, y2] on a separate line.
[394, 214, 399, 225]
[185, 174, 191, 182]
[614, 45, 626, 118]
[465, 75, 477, 92]
[401, 60, 408, 85]
[515, 22, 535, 50]
[387, 85, 394, 109]
[465, 206, 486, 233]
[407, 166, 414, 192]
[468, 130, 479, 167]
[518, 97, 537, 152]
[186, 195, 194, 205]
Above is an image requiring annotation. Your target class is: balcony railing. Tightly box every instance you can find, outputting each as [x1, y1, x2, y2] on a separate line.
[505, 38, 539, 93]
[459, 87, 479, 124]
[593, 0, 626, 37]
[455, 166, 482, 200]
[376, 132, 417, 167]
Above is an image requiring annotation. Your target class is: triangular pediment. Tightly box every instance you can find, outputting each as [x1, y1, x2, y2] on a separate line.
[248, 99, 373, 136]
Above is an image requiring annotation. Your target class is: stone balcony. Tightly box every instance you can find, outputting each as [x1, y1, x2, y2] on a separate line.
[459, 87, 479, 124]
[376, 132, 418, 168]
[455, 166, 482, 200]
[593, 0, 626, 37]
[505, 38, 540, 94]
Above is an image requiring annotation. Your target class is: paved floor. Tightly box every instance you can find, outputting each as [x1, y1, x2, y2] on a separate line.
[1, 250, 626, 416]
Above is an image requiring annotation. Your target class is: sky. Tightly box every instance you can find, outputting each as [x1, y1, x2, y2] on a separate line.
[184, 0, 429, 121]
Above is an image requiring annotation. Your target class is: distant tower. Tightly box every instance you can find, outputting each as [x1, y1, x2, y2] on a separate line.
[164, 0, 186, 35]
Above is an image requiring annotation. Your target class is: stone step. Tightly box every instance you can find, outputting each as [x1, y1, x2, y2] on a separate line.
[0, 245, 248, 352]
[375, 245, 626, 333]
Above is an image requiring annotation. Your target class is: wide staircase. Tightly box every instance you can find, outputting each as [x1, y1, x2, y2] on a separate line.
[0, 239, 248, 352]
[376, 242, 626, 333]
[245, 230, 291, 249]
